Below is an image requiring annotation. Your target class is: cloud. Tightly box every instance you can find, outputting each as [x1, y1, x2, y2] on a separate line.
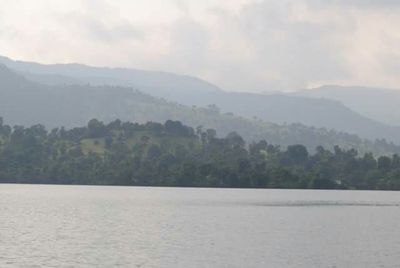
[196, 0, 400, 90]
[309, 0, 400, 9]
[234, 0, 352, 89]
[59, 12, 145, 43]
[162, 18, 211, 72]
[0, 0, 399, 91]
[156, 0, 354, 90]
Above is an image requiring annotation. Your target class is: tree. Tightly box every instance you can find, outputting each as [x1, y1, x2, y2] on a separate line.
[140, 135, 150, 144]
[87, 119, 108, 138]
[285, 144, 309, 164]
[378, 156, 392, 171]
[105, 136, 113, 149]
[392, 154, 400, 169]
[1, 117, 400, 190]
[165, 120, 193, 137]
[206, 129, 217, 141]
[226, 132, 245, 148]
[147, 145, 162, 159]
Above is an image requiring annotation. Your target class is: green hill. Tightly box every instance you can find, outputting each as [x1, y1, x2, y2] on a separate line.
[0, 64, 399, 156]
[2, 55, 400, 143]
[1, 118, 400, 190]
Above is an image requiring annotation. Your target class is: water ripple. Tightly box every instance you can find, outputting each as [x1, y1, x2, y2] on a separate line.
[252, 201, 400, 207]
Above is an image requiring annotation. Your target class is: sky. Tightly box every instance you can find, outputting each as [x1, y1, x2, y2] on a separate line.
[0, 0, 399, 92]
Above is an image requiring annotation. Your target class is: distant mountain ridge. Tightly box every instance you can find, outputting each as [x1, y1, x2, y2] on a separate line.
[1, 55, 400, 144]
[181, 91, 400, 144]
[294, 85, 400, 127]
[0, 55, 222, 102]
[2, 63, 400, 156]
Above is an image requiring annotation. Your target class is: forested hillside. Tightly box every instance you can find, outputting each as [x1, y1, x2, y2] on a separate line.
[1, 118, 399, 190]
[2, 56, 400, 143]
[0, 64, 399, 156]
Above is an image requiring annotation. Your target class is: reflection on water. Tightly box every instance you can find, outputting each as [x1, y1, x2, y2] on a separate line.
[1, 184, 400, 268]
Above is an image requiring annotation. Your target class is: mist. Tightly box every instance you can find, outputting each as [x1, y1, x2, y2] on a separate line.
[1, 0, 399, 91]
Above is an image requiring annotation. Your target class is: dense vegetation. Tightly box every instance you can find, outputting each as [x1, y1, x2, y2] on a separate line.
[1, 117, 400, 190]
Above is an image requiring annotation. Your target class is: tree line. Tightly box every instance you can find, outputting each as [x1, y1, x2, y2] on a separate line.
[0, 117, 399, 190]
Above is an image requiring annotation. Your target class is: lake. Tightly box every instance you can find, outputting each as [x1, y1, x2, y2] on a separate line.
[1, 184, 400, 267]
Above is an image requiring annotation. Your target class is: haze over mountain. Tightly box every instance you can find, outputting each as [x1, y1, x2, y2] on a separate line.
[0, 56, 222, 104]
[2, 0, 400, 92]
[294, 85, 400, 127]
[1, 63, 400, 156]
[1, 56, 400, 144]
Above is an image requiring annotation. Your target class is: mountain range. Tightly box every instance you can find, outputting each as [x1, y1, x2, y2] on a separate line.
[1, 56, 400, 156]
[1, 56, 399, 144]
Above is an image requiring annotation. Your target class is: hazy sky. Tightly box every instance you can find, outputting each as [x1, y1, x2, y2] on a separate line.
[0, 0, 399, 91]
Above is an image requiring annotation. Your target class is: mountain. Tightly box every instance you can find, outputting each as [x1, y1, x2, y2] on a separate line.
[0, 55, 222, 104]
[0, 64, 223, 130]
[294, 85, 400, 127]
[180, 91, 400, 144]
[1, 56, 400, 144]
[1, 64, 400, 156]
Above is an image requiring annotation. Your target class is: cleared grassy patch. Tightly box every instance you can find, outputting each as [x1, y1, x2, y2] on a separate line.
[81, 138, 107, 154]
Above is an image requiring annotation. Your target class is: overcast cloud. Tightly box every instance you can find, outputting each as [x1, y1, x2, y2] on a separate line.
[0, 0, 399, 91]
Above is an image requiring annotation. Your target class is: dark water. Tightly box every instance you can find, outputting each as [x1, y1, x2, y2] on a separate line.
[1, 184, 400, 267]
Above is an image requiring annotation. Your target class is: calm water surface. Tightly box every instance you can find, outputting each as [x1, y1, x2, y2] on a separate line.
[1, 184, 400, 267]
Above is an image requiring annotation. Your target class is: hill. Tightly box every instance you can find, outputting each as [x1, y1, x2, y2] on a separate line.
[0, 55, 221, 104]
[1, 56, 400, 143]
[0, 64, 399, 156]
[294, 85, 400, 127]
[182, 91, 400, 144]
[1, 118, 399, 190]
